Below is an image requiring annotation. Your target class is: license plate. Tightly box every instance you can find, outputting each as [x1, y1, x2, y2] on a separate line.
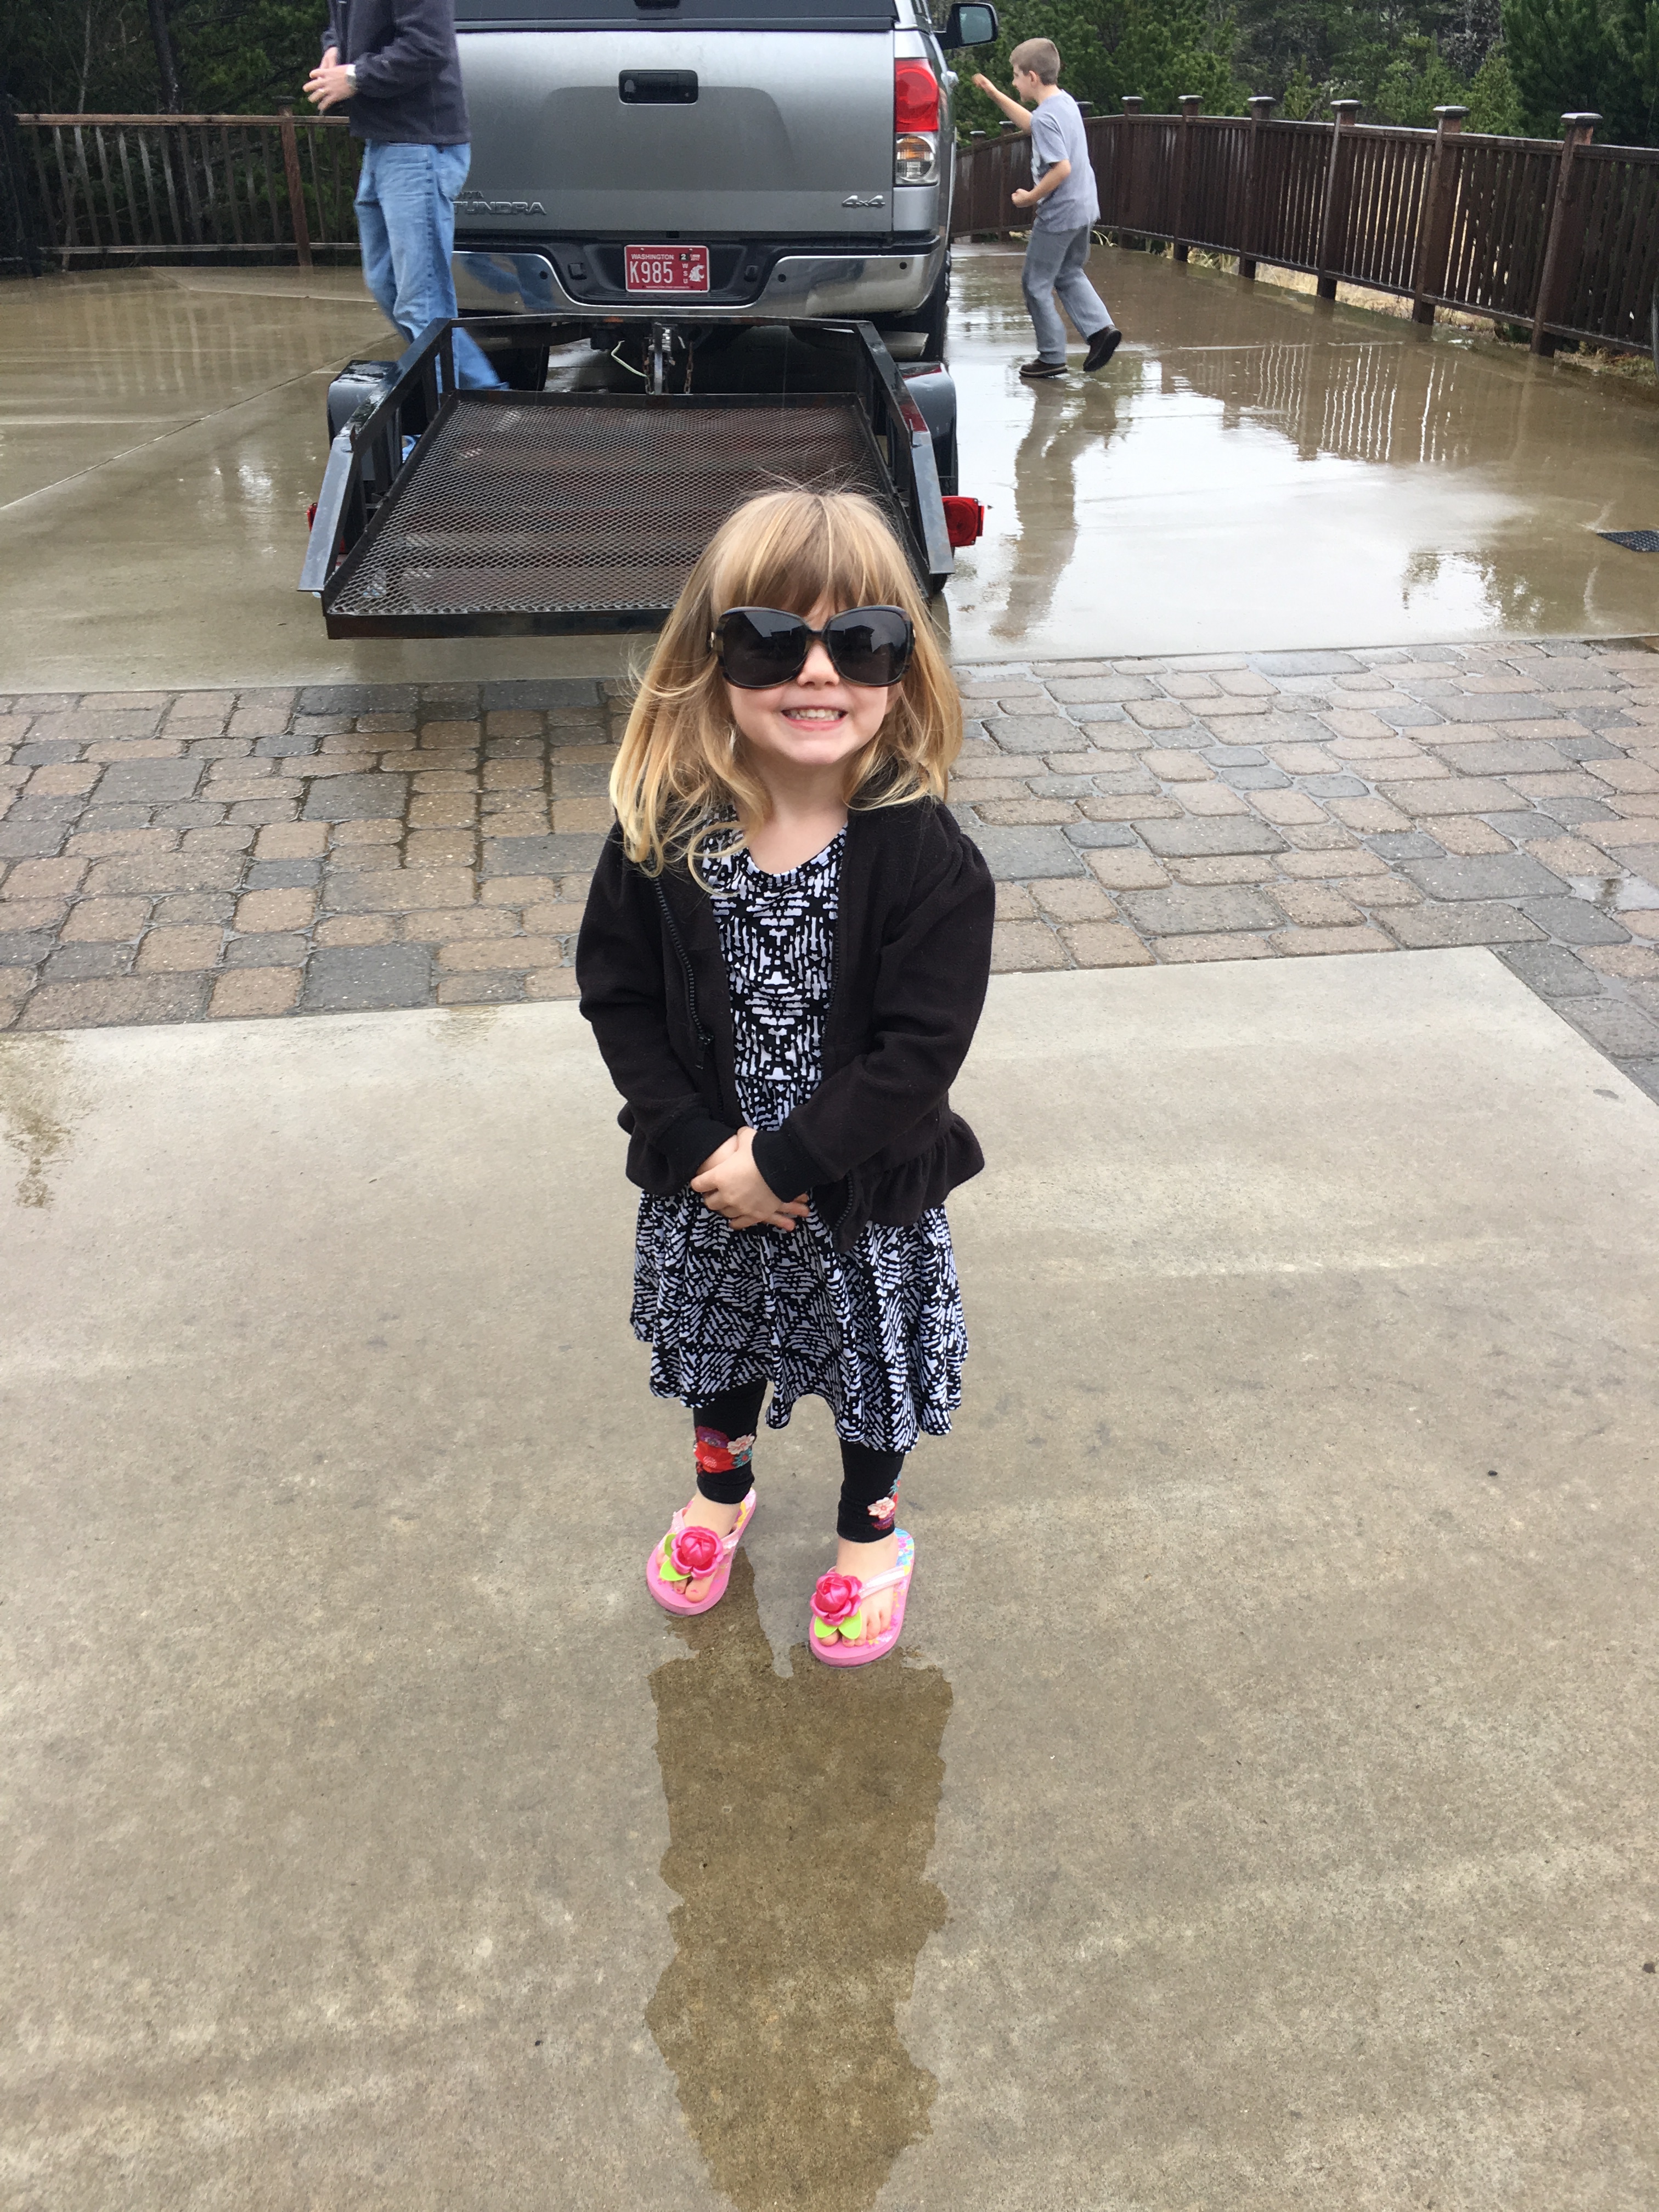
[625, 245, 710, 294]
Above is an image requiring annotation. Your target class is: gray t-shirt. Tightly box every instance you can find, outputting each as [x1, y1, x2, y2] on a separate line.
[1028, 88, 1099, 232]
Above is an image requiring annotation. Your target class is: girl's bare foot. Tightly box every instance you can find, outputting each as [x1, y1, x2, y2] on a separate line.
[678, 1493, 743, 1604]
[834, 1531, 901, 1643]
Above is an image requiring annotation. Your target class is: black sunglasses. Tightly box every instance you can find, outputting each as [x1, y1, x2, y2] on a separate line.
[710, 605, 915, 690]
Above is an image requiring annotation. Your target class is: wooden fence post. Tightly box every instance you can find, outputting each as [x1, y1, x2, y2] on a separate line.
[1119, 96, 1142, 238]
[1172, 94, 1200, 260]
[1238, 94, 1273, 279]
[276, 101, 312, 268]
[1530, 111, 1599, 355]
[1409, 103, 1466, 325]
[1314, 98, 1359, 300]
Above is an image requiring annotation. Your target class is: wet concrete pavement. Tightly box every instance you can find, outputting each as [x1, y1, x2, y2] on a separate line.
[3, 253, 1658, 692]
[4, 956, 1658, 2209]
[949, 245, 1659, 658]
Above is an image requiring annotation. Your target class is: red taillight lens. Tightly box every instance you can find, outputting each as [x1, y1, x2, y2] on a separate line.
[894, 59, 940, 133]
[943, 496, 985, 548]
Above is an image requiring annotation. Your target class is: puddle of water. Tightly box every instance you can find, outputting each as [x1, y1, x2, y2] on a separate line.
[647, 1551, 950, 2211]
[0, 1035, 86, 1209]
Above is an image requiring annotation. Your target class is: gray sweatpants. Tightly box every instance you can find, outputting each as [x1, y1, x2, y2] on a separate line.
[1022, 223, 1113, 363]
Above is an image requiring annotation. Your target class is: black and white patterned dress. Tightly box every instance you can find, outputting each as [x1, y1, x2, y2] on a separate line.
[630, 828, 967, 1453]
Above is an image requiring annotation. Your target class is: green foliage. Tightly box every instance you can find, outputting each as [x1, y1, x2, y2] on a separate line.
[1501, 0, 1659, 138]
[1464, 41, 1523, 127]
[952, 0, 1242, 136]
[1279, 62, 1323, 112]
[1374, 30, 1467, 120]
[0, 0, 324, 113]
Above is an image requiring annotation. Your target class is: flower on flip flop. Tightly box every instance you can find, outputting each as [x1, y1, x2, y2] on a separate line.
[811, 1571, 862, 1626]
[694, 1426, 754, 1476]
[662, 1523, 722, 1583]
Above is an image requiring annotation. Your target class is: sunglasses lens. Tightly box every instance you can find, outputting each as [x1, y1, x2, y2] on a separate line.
[825, 607, 914, 686]
[716, 608, 808, 688]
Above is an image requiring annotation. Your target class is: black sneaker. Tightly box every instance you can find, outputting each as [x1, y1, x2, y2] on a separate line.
[1019, 357, 1066, 380]
[1084, 328, 1122, 373]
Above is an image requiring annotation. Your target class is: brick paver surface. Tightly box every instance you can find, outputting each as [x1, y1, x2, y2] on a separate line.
[2, 641, 1657, 1097]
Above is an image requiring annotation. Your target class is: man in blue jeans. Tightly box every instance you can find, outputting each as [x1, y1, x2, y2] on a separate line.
[305, 0, 501, 390]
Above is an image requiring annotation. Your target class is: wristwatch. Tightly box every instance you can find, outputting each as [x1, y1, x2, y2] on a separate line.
[344, 63, 358, 89]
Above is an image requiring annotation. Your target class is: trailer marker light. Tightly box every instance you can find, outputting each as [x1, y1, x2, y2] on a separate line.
[943, 496, 985, 548]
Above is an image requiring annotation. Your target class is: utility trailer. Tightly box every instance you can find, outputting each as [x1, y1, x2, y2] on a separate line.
[300, 313, 981, 637]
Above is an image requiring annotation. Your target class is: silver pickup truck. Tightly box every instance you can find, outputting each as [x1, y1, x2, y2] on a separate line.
[448, 0, 996, 360]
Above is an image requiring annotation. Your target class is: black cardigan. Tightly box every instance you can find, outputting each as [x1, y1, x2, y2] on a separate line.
[576, 799, 996, 1250]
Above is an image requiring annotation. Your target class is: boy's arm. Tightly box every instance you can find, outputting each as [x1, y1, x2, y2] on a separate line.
[1013, 159, 1070, 206]
[971, 72, 1033, 131]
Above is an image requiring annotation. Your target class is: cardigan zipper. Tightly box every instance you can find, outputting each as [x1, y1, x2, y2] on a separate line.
[654, 879, 713, 1070]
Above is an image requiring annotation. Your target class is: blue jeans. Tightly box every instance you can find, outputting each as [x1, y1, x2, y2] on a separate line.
[1022, 223, 1113, 364]
[355, 140, 501, 390]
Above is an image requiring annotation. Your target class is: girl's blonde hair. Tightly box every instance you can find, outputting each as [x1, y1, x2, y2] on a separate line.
[610, 487, 962, 878]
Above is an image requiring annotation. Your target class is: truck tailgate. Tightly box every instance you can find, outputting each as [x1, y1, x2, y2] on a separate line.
[458, 31, 897, 238]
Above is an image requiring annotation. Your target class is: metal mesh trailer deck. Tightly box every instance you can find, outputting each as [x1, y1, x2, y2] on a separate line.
[301, 315, 956, 637]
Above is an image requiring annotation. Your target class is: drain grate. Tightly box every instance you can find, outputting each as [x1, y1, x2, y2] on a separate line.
[1597, 529, 1659, 553]
[326, 391, 907, 627]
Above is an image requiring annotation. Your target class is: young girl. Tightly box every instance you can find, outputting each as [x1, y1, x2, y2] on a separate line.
[576, 487, 994, 1665]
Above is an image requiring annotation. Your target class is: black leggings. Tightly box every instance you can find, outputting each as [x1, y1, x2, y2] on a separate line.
[692, 1379, 904, 1544]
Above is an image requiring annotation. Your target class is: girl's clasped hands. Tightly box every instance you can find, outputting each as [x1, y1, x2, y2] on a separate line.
[691, 1132, 810, 1233]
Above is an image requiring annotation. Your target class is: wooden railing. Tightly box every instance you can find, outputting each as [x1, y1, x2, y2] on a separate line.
[8, 112, 362, 268]
[952, 101, 1659, 357]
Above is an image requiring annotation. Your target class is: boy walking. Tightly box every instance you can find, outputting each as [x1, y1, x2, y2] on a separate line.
[974, 42, 1121, 380]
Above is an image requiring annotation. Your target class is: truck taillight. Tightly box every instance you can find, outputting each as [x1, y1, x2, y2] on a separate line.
[894, 58, 940, 132]
[895, 132, 939, 185]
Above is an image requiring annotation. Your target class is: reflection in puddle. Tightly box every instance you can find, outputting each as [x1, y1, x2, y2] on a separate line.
[647, 1553, 951, 2211]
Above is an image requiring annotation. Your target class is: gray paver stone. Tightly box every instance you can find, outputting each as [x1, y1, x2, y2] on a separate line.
[1119, 885, 1282, 935]
[297, 684, 417, 715]
[15, 743, 87, 767]
[1250, 651, 1364, 675]
[964, 826, 1086, 879]
[1526, 796, 1617, 824]
[44, 943, 128, 980]
[1549, 733, 1621, 760]
[1063, 821, 1139, 849]
[478, 680, 601, 710]
[984, 717, 1078, 755]
[1383, 901, 1545, 947]
[0, 826, 68, 859]
[301, 944, 432, 1012]
[1135, 817, 1287, 858]
[1500, 945, 1606, 997]
[225, 934, 310, 967]
[1516, 898, 1632, 946]
[1217, 766, 1290, 789]
[1366, 698, 1444, 727]
[1043, 676, 1158, 703]
[1206, 747, 1267, 766]
[1367, 832, 1446, 861]
[302, 774, 409, 823]
[94, 760, 203, 803]
[1300, 775, 1371, 798]
[245, 861, 323, 891]
[255, 734, 323, 758]
[1426, 742, 1574, 776]
[481, 834, 608, 876]
[1565, 999, 1659, 1057]
[0, 932, 54, 966]
[1402, 854, 1567, 901]
[1480, 811, 1572, 842]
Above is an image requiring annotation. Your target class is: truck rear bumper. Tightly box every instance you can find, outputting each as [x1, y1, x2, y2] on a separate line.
[453, 244, 946, 323]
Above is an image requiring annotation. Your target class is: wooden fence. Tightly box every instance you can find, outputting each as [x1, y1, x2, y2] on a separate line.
[952, 101, 1659, 357]
[8, 112, 362, 268]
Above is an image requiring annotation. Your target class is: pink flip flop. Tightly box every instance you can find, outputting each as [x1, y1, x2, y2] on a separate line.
[646, 1491, 756, 1616]
[807, 1531, 915, 1666]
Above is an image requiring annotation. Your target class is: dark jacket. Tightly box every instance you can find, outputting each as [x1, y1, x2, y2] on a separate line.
[577, 799, 996, 1251]
[321, 0, 470, 146]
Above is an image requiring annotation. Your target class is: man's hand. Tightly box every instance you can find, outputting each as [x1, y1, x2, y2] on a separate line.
[305, 50, 353, 110]
[691, 1127, 810, 1233]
